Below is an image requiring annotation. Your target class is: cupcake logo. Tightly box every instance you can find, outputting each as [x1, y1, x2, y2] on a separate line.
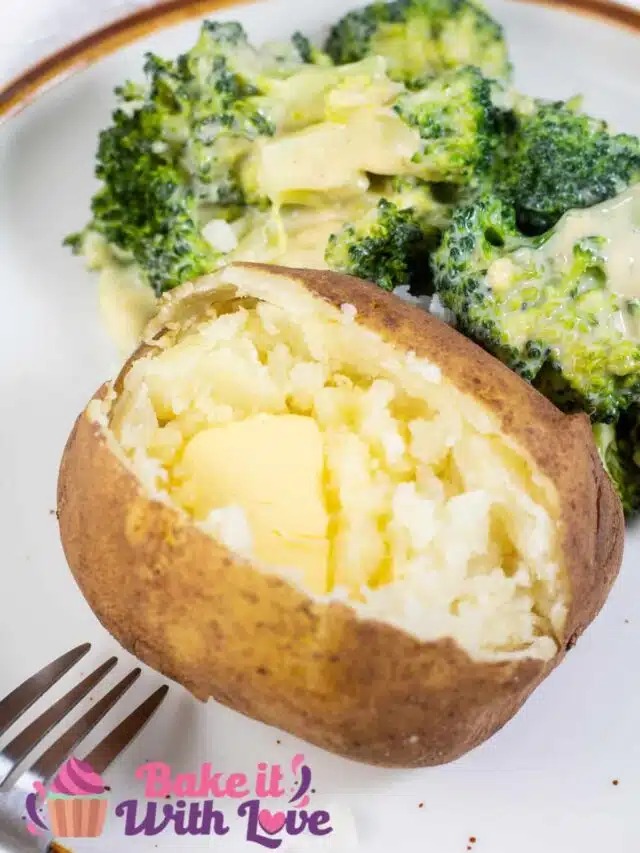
[25, 757, 109, 838]
[23, 753, 333, 847]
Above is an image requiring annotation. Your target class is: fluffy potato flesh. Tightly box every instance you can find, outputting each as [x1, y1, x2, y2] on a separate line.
[103, 264, 568, 664]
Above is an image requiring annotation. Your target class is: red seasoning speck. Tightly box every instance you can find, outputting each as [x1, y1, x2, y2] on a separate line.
[612, 780, 620, 786]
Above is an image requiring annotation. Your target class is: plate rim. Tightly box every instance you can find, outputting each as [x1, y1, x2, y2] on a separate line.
[0, 0, 638, 125]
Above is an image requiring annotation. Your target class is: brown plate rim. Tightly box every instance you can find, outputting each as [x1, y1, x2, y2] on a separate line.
[0, 0, 638, 124]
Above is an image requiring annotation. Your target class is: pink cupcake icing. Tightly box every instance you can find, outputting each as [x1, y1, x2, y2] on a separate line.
[49, 758, 106, 797]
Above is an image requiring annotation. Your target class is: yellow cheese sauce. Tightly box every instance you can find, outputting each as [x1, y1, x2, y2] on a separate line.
[249, 109, 420, 204]
[93, 75, 419, 353]
[98, 263, 158, 356]
[544, 184, 640, 304]
[487, 183, 640, 349]
[97, 199, 377, 353]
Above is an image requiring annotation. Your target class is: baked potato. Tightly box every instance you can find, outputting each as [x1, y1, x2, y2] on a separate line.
[57, 263, 624, 768]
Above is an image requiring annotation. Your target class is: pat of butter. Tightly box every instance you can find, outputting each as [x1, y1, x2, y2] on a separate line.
[178, 414, 329, 594]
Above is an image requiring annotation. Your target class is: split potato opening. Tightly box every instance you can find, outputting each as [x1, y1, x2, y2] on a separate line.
[107, 264, 567, 662]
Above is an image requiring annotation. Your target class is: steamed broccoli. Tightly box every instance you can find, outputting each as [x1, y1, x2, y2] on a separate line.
[325, 196, 439, 291]
[75, 107, 220, 294]
[325, 177, 457, 290]
[393, 65, 504, 184]
[594, 413, 640, 516]
[130, 22, 281, 206]
[432, 186, 640, 421]
[240, 64, 504, 207]
[325, 0, 511, 87]
[498, 100, 640, 234]
[68, 21, 334, 293]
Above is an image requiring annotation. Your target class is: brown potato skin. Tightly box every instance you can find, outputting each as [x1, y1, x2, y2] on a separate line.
[57, 265, 624, 768]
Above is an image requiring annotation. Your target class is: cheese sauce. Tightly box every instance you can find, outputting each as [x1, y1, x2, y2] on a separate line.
[486, 183, 640, 348]
[97, 200, 374, 353]
[545, 184, 640, 305]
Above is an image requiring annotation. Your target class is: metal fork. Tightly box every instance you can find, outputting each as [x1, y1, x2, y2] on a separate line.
[0, 643, 169, 851]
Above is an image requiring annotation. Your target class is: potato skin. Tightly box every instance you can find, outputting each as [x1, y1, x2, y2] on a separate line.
[57, 265, 624, 768]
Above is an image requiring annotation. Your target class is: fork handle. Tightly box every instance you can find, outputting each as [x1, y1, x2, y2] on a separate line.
[0, 787, 52, 853]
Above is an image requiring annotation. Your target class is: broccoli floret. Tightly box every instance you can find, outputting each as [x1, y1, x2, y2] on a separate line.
[89, 107, 219, 294]
[325, 197, 438, 291]
[73, 19, 505, 288]
[393, 65, 504, 184]
[432, 186, 640, 421]
[325, 178, 463, 293]
[498, 100, 640, 234]
[142, 22, 281, 205]
[70, 21, 277, 293]
[67, 20, 329, 292]
[325, 0, 511, 87]
[68, 20, 281, 293]
[594, 413, 640, 516]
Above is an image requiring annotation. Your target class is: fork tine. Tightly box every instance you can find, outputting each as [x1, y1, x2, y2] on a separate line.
[84, 685, 170, 774]
[32, 668, 142, 782]
[0, 657, 117, 787]
[0, 643, 91, 737]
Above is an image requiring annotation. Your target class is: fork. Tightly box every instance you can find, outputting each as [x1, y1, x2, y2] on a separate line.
[0, 643, 169, 851]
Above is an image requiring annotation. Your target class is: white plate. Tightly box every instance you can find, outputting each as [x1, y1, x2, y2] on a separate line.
[1, 1, 639, 851]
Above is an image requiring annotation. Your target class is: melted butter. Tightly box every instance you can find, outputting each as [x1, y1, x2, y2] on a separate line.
[175, 414, 330, 593]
